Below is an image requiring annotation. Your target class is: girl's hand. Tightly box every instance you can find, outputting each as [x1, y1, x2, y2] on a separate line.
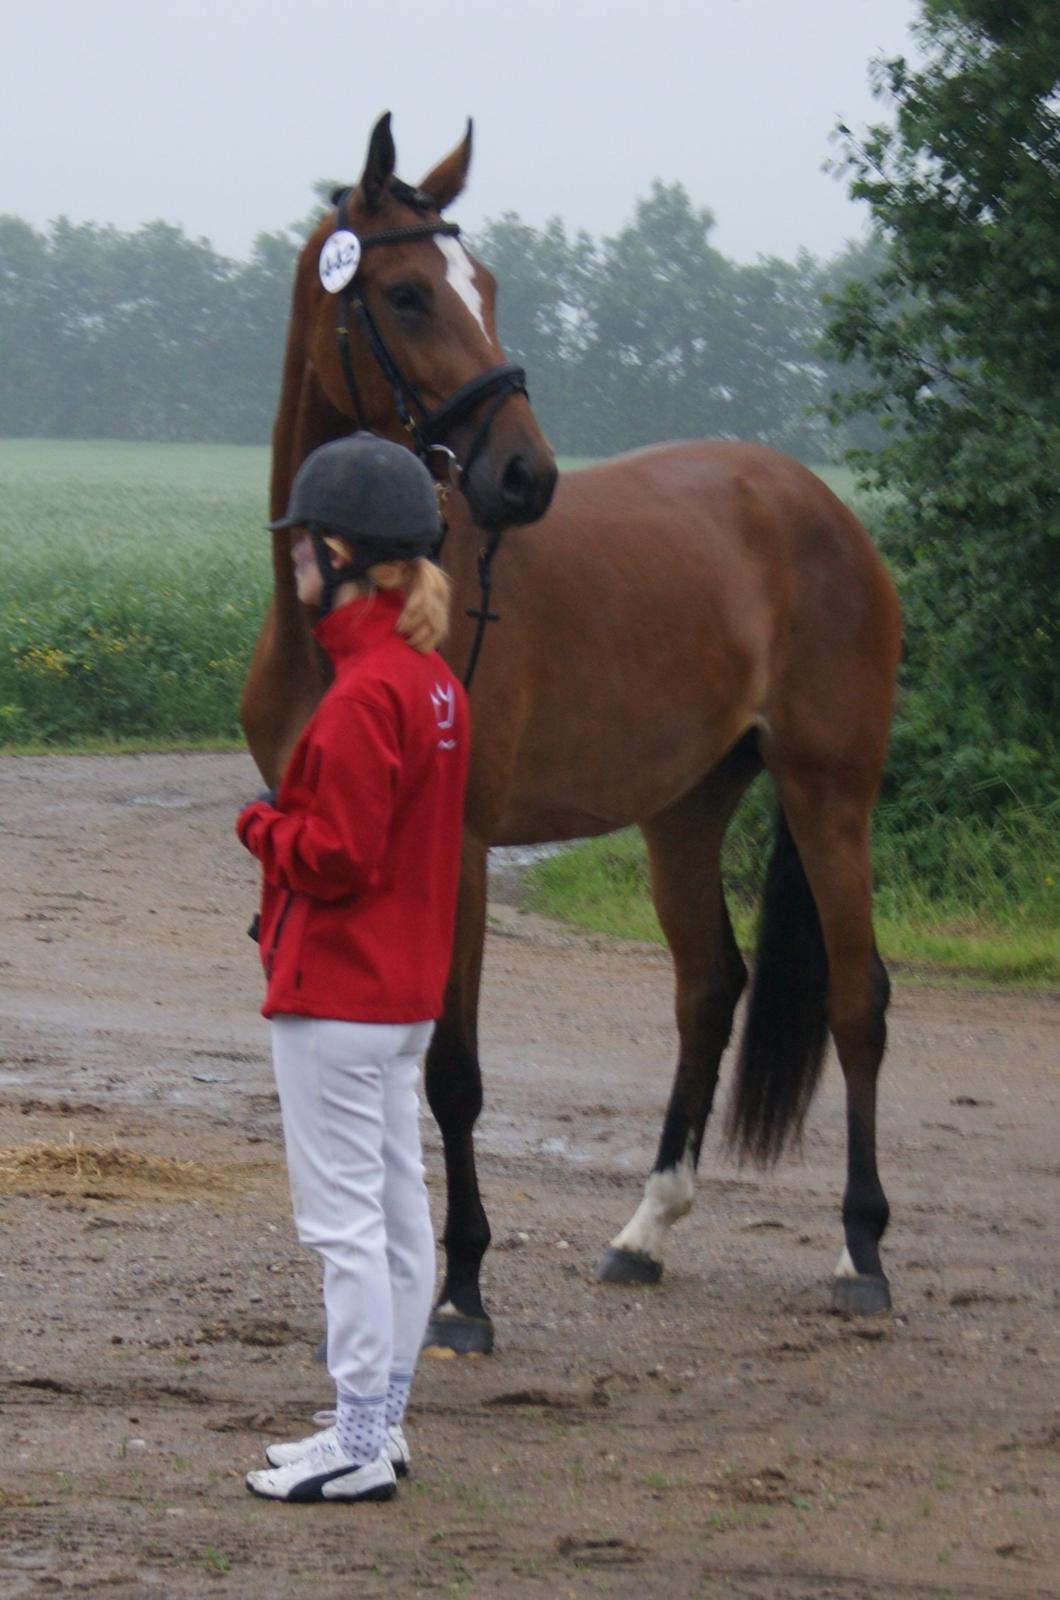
[240, 788, 278, 814]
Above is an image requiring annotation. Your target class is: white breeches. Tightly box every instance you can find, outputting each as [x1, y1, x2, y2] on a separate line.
[270, 1016, 436, 1401]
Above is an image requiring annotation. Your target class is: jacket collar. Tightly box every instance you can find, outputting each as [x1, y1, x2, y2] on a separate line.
[313, 588, 405, 663]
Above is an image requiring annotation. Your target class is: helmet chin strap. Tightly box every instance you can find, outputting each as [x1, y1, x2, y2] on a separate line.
[308, 527, 367, 616]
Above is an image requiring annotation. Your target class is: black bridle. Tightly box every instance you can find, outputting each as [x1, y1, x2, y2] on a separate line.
[329, 183, 527, 491]
[326, 182, 526, 688]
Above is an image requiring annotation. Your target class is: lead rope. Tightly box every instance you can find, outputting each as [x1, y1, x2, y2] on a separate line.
[429, 480, 501, 692]
[462, 530, 504, 691]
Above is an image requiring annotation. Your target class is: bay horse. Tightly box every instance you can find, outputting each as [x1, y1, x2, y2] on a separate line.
[242, 113, 902, 1355]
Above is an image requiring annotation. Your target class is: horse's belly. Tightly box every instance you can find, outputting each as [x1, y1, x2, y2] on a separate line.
[492, 703, 749, 847]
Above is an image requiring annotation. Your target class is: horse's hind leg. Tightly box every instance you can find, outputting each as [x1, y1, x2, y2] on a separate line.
[598, 739, 760, 1286]
[771, 768, 892, 1314]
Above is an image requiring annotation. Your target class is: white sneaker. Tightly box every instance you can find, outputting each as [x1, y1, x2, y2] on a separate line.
[246, 1436, 397, 1503]
[265, 1422, 338, 1469]
[266, 1416, 411, 1477]
[386, 1423, 411, 1478]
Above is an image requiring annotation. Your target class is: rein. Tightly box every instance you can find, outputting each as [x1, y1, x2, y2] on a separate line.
[327, 184, 524, 688]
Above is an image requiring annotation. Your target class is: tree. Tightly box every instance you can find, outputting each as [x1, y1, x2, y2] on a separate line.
[826, 0, 1060, 815]
[817, 233, 892, 454]
[471, 214, 598, 453]
[222, 229, 300, 443]
[0, 217, 53, 434]
[728, 250, 831, 459]
[576, 182, 744, 454]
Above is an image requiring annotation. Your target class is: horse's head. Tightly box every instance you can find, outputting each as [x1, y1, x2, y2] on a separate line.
[296, 113, 557, 533]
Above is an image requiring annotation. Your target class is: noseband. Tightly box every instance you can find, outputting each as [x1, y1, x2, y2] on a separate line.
[327, 184, 527, 489]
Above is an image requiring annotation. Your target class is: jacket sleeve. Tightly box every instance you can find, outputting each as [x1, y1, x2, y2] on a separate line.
[236, 695, 400, 900]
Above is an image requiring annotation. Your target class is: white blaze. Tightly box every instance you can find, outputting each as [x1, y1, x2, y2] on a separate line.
[609, 1148, 696, 1265]
[436, 236, 489, 339]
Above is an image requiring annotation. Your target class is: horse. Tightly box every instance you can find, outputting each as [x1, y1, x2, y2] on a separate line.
[242, 113, 903, 1357]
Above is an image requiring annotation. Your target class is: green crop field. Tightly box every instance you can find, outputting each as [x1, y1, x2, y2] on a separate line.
[0, 440, 273, 746]
[0, 438, 272, 491]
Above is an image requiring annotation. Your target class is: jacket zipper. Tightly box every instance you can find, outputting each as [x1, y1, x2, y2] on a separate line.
[265, 890, 295, 978]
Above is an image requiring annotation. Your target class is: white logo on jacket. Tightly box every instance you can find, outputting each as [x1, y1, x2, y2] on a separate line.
[430, 683, 457, 749]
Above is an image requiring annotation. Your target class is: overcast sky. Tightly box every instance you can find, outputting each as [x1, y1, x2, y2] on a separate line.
[5, 0, 920, 265]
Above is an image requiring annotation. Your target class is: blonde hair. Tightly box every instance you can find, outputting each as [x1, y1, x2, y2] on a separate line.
[321, 538, 452, 652]
[367, 558, 452, 653]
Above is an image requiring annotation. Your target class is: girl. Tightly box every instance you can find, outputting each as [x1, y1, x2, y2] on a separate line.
[237, 434, 469, 1503]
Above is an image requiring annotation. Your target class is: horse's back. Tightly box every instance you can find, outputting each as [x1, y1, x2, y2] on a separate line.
[557, 441, 879, 564]
[521, 440, 897, 665]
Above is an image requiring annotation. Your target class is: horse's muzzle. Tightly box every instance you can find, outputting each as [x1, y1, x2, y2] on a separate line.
[466, 448, 558, 532]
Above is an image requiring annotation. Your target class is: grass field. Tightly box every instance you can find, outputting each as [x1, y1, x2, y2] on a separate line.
[0, 438, 272, 491]
[523, 813, 1059, 986]
[0, 440, 272, 745]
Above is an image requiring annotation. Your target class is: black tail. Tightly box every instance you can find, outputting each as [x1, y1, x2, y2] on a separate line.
[725, 809, 829, 1165]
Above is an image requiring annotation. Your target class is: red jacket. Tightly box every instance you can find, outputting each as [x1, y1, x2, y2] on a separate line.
[237, 589, 469, 1022]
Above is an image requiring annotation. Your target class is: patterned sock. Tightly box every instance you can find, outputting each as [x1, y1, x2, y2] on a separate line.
[386, 1370, 413, 1430]
[334, 1393, 387, 1466]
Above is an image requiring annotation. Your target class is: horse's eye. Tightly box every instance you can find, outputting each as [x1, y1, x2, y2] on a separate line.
[385, 282, 428, 316]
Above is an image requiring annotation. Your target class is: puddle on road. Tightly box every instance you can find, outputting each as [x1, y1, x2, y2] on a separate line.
[123, 793, 194, 809]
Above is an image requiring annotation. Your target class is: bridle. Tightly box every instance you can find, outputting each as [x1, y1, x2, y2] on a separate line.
[323, 180, 527, 689]
[328, 181, 527, 492]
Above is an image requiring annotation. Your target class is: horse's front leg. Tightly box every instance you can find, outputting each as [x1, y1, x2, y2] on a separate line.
[423, 835, 494, 1354]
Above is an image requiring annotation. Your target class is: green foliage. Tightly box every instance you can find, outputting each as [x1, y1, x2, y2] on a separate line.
[525, 804, 1059, 986]
[825, 0, 1060, 816]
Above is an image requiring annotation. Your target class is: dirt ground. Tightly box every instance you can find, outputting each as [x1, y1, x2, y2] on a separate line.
[0, 753, 1056, 1600]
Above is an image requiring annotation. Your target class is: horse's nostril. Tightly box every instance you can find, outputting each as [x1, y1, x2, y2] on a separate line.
[500, 454, 534, 507]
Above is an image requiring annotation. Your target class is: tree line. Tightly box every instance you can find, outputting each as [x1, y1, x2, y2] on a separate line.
[825, 0, 1058, 824]
[0, 191, 883, 459]
[0, 215, 295, 445]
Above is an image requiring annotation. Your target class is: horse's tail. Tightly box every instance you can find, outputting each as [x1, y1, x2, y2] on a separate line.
[724, 808, 829, 1165]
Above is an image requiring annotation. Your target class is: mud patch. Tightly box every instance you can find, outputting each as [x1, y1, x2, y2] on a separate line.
[484, 1385, 608, 1411]
[0, 1136, 277, 1203]
[556, 1535, 651, 1566]
[195, 1315, 303, 1348]
[715, 1466, 800, 1505]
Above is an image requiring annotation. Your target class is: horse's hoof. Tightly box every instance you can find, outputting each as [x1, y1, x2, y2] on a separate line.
[423, 1309, 495, 1356]
[831, 1273, 891, 1316]
[596, 1247, 663, 1286]
[312, 1335, 327, 1363]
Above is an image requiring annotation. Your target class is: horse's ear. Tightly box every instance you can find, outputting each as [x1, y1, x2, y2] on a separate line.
[360, 111, 396, 211]
[419, 119, 473, 211]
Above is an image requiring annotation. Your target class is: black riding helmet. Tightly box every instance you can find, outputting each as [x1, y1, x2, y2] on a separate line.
[269, 433, 444, 613]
